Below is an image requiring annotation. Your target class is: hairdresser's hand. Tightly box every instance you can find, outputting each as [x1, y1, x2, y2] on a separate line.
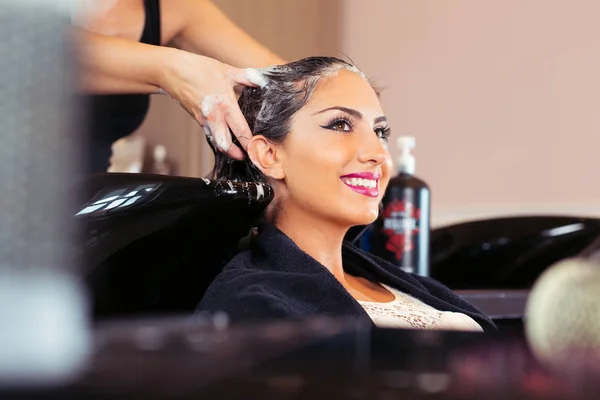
[157, 49, 265, 160]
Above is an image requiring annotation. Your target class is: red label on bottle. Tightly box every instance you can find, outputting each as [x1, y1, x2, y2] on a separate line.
[381, 199, 420, 261]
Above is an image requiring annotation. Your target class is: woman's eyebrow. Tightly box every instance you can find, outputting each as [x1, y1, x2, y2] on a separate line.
[313, 106, 362, 119]
[313, 106, 387, 124]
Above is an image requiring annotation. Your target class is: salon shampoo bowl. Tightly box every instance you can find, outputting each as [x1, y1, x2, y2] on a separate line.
[430, 215, 600, 290]
[74, 173, 273, 319]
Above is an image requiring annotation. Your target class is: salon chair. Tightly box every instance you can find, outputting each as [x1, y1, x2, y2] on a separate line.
[430, 215, 600, 289]
[76, 173, 273, 318]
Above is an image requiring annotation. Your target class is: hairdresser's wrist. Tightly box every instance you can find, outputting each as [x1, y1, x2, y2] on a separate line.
[152, 46, 186, 95]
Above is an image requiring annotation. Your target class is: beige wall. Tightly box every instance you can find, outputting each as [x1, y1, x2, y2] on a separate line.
[341, 0, 600, 225]
[213, 0, 340, 62]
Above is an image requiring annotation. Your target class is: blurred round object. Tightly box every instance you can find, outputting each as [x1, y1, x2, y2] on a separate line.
[525, 258, 600, 375]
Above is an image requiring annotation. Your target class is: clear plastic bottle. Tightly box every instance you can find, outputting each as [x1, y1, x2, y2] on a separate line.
[150, 144, 172, 175]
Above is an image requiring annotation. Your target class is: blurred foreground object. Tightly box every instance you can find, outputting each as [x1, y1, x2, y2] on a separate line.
[0, 0, 90, 388]
[1, 316, 594, 399]
[525, 255, 600, 384]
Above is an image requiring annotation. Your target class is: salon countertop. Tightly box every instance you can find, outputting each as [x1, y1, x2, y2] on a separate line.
[455, 289, 529, 319]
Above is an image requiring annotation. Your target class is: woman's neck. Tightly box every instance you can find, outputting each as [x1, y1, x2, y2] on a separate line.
[274, 212, 348, 282]
[271, 206, 395, 303]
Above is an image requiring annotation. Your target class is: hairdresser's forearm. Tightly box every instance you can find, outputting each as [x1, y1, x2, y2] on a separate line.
[75, 28, 175, 94]
[173, 0, 285, 68]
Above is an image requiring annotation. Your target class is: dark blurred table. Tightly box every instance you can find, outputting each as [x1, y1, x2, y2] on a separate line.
[1, 315, 590, 399]
[457, 290, 529, 319]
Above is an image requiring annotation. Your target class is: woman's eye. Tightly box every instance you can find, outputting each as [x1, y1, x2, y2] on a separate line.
[323, 119, 352, 132]
[375, 126, 391, 141]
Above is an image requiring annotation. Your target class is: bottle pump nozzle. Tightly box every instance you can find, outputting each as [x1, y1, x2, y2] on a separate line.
[396, 136, 416, 175]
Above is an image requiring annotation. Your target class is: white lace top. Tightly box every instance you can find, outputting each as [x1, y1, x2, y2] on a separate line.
[357, 285, 483, 332]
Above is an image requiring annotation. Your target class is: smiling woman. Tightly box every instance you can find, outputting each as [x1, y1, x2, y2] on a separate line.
[198, 57, 495, 333]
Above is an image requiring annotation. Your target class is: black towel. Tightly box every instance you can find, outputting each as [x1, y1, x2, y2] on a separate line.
[197, 222, 497, 332]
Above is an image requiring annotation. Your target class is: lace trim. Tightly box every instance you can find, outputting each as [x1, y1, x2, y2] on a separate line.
[357, 285, 479, 331]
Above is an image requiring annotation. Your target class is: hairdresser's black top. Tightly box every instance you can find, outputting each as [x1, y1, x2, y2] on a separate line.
[197, 222, 497, 332]
[86, 0, 161, 173]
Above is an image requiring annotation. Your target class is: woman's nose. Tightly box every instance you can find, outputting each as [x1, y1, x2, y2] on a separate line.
[358, 133, 392, 166]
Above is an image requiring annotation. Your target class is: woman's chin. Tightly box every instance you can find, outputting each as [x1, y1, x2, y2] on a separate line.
[349, 210, 379, 227]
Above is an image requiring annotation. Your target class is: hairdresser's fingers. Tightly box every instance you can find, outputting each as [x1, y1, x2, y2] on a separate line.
[201, 124, 216, 148]
[225, 101, 253, 152]
[232, 83, 247, 100]
[206, 104, 245, 160]
[230, 67, 268, 89]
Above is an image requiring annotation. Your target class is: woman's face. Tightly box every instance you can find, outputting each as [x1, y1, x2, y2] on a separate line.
[276, 69, 393, 228]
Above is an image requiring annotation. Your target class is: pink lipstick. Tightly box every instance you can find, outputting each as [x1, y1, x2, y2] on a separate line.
[340, 172, 380, 198]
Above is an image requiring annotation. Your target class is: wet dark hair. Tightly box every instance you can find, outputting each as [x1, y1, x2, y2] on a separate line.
[208, 56, 364, 183]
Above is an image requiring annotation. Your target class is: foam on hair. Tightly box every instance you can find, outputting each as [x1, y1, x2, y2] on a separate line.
[208, 56, 367, 183]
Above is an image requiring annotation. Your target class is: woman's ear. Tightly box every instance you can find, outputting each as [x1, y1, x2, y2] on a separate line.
[246, 136, 286, 180]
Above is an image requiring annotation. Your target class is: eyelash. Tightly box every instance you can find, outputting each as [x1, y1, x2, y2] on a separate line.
[375, 125, 392, 141]
[321, 116, 391, 141]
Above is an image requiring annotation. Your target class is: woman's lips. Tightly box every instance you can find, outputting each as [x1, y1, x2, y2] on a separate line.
[340, 172, 380, 198]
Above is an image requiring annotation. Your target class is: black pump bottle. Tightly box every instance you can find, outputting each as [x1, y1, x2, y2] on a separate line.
[360, 136, 431, 276]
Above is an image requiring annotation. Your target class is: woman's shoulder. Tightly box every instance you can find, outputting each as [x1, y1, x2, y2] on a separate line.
[206, 250, 275, 289]
[196, 250, 299, 320]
